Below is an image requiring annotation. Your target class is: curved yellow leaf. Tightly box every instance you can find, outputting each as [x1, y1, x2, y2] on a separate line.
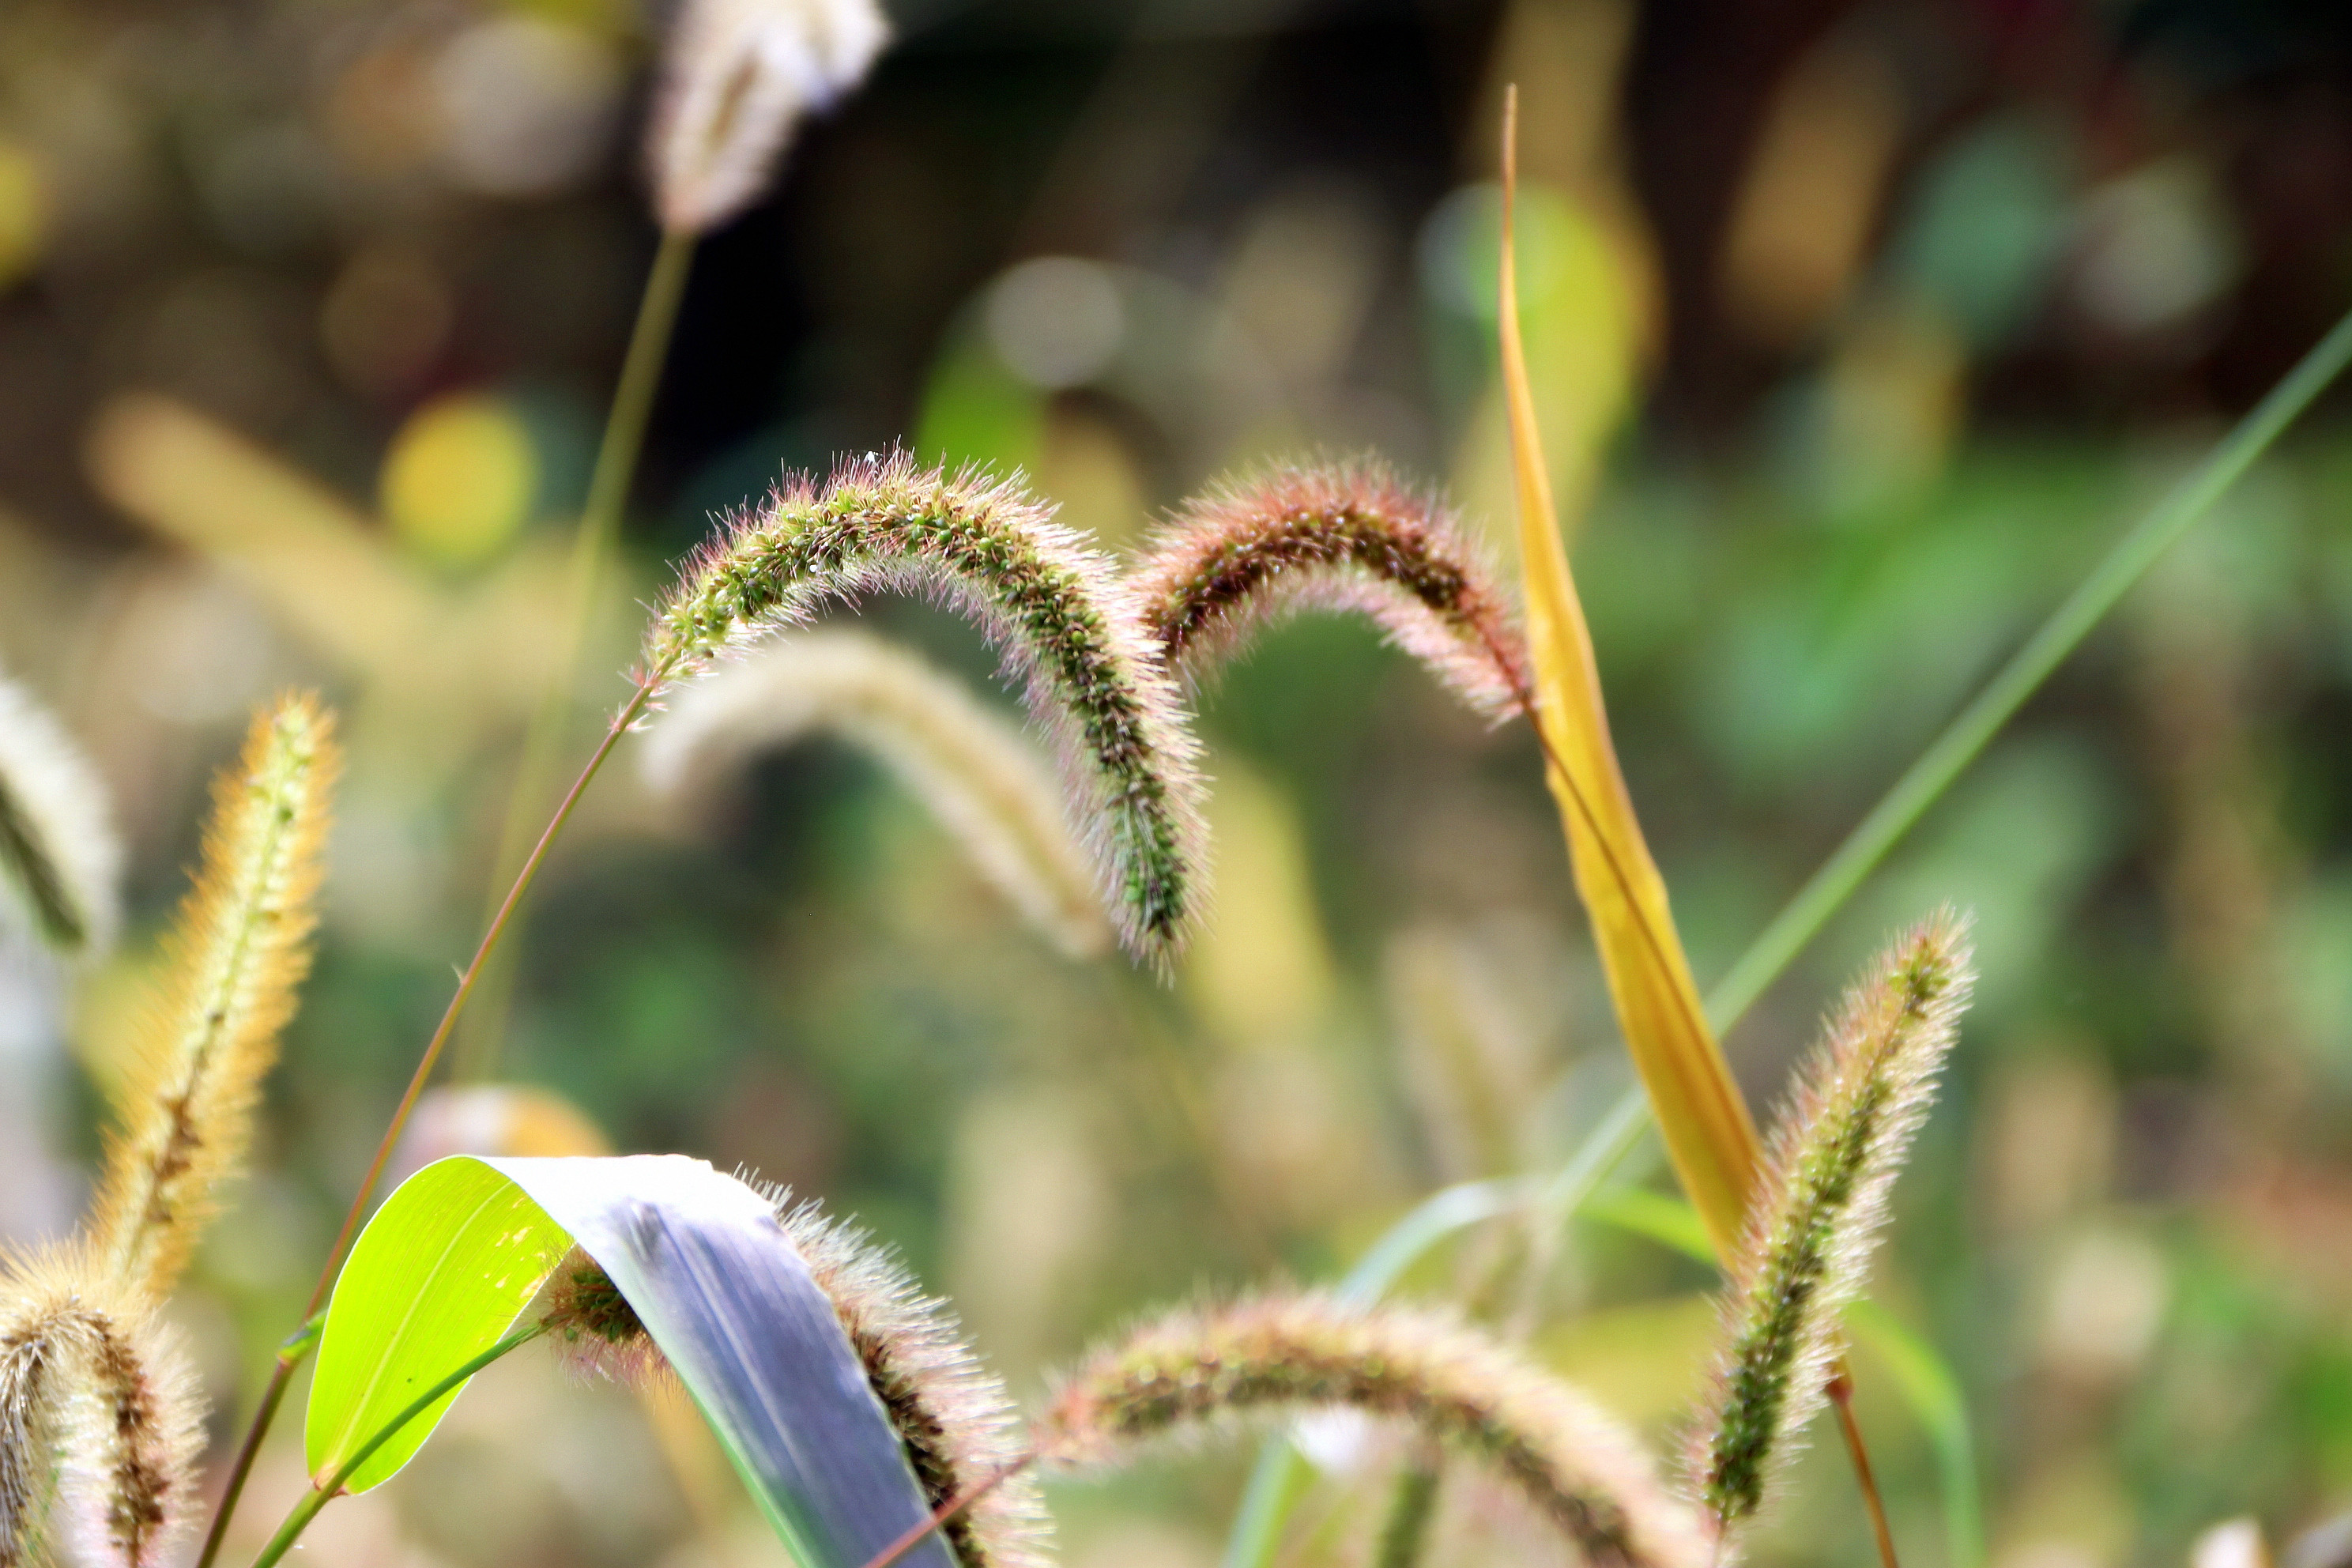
[1498, 86, 1762, 1257]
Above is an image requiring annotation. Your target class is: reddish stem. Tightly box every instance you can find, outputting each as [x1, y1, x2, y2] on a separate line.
[192, 677, 659, 1568]
[855, 1456, 1035, 1568]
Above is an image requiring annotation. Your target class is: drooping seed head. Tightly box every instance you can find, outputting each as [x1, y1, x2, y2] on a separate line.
[89, 695, 339, 1304]
[1038, 1292, 1706, 1568]
[0, 673, 121, 957]
[649, 0, 888, 236]
[645, 451, 1204, 964]
[538, 1248, 665, 1388]
[0, 1257, 203, 1568]
[772, 1193, 1050, 1568]
[640, 628, 1114, 960]
[1129, 460, 1530, 721]
[1687, 910, 1974, 1538]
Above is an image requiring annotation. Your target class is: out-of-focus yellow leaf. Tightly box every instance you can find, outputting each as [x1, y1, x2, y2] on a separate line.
[1498, 89, 1763, 1257]
[0, 138, 49, 293]
[85, 392, 436, 670]
[84, 392, 573, 795]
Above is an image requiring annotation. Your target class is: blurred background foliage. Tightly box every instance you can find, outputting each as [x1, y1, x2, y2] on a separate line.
[3, 1, 2352, 1566]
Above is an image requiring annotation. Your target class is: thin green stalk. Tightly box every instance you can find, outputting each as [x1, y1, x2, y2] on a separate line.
[1707, 305, 2352, 1028]
[247, 1324, 546, 1568]
[1222, 303, 2352, 1568]
[194, 680, 659, 1568]
[1373, 1464, 1442, 1568]
[458, 225, 696, 1080]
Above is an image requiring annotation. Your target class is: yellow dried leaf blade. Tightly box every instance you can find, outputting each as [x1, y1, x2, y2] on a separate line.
[1498, 87, 1761, 1258]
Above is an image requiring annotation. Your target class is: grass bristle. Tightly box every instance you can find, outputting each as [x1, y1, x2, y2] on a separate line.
[89, 695, 338, 1305]
[1037, 1292, 1706, 1568]
[646, 450, 1205, 965]
[1687, 910, 1975, 1539]
[771, 1192, 1050, 1568]
[538, 1248, 665, 1388]
[1130, 459, 1530, 722]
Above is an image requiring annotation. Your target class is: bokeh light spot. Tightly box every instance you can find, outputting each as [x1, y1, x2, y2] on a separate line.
[986, 258, 1124, 389]
[381, 392, 539, 567]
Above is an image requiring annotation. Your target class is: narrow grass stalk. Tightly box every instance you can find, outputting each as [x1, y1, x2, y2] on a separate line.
[1707, 305, 2352, 1027]
[1829, 1375, 1902, 1568]
[647, 451, 1205, 962]
[0, 1263, 203, 1568]
[1044, 1294, 1708, 1568]
[0, 672, 121, 956]
[642, 629, 1113, 959]
[1689, 915, 1973, 1537]
[247, 1324, 545, 1568]
[92, 696, 337, 1304]
[1373, 1461, 1442, 1568]
[458, 224, 695, 1080]
[1130, 459, 1528, 718]
[193, 683, 654, 1568]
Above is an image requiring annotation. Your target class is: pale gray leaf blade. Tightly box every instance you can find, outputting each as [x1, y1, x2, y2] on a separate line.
[487, 1155, 952, 1568]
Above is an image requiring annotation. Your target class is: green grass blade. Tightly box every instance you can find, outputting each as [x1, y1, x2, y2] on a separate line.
[1846, 1298, 1984, 1568]
[1222, 307, 2352, 1568]
[261, 1325, 545, 1568]
[305, 1155, 571, 1491]
[1578, 1185, 1716, 1264]
[1220, 1444, 1318, 1568]
[1706, 305, 2352, 1028]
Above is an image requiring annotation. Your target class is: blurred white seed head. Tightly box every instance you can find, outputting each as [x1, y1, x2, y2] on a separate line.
[0, 673, 120, 959]
[1, 1259, 204, 1568]
[649, 0, 890, 235]
[642, 629, 1113, 959]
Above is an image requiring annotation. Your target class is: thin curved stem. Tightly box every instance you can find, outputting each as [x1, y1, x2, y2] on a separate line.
[1706, 303, 2352, 1028]
[194, 677, 662, 1568]
[1830, 1373, 1901, 1568]
[459, 224, 697, 1080]
[247, 1325, 547, 1568]
[854, 1455, 1036, 1568]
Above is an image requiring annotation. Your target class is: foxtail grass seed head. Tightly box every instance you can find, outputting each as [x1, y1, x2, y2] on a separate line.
[89, 695, 339, 1306]
[0, 673, 122, 957]
[1038, 1293, 1706, 1568]
[646, 451, 1204, 963]
[1129, 461, 1531, 721]
[773, 1193, 1050, 1568]
[1688, 910, 1974, 1538]
[537, 1249, 665, 1388]
[0, 1257, 204, 1568]
[650, 0, 888, 236]
[640, 629, 1113, 959]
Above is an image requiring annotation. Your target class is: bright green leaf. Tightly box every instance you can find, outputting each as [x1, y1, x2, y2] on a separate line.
[306, 1155, 954, 1568]
[305, 1155, 571, 1492]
